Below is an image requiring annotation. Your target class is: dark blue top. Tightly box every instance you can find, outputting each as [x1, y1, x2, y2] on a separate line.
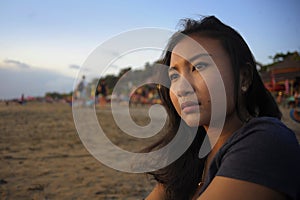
[199, 117, 300, 199]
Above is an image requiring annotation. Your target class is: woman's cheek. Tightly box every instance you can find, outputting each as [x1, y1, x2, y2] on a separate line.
[169, 90, 181, 116]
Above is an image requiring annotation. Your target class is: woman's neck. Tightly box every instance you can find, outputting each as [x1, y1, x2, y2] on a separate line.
[204, 112, 244, 167]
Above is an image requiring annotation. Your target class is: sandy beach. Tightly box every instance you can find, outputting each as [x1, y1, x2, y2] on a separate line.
[0, 102, 299, 199]
[0, 102, 157, 200]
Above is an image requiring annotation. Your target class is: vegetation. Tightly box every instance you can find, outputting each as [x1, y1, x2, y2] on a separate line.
[259, 51, 300, 72]
[45, 92, 73, 100]
[89, 61, 159, 95]
[40, 51, 299, 101]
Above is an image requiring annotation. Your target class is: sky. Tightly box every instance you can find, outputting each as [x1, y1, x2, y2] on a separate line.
[0, 0, 299, 99]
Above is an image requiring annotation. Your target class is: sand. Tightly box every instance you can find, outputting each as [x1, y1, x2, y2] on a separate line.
[0, 102, 157, 200]
[0, 102, 299, 200]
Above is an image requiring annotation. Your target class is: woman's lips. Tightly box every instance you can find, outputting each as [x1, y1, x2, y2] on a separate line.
[180, 101, 200, 113]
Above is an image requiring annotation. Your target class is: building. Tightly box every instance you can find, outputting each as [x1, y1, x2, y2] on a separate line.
[260, 52, 300, 96]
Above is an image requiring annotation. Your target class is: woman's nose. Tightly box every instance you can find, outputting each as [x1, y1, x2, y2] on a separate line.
[173, 76, 194, 97]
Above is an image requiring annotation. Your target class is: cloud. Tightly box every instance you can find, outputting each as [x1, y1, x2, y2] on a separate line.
[0, 60, 75, 99]
[69, 64, 91, 74]
[110, 64, 119, 69]
[69, 64, 81, 70]
[104, 49, 120, 57]
[3, 59, 31, 69]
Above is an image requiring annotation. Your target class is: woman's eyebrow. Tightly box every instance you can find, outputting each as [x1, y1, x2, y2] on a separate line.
[168, 53, 212, 72]
[188, 53, 212, 63]
[168, 66, 177, 73]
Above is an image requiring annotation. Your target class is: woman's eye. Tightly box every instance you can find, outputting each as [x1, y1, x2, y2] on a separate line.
[193, 62, 208, 71]
[169, 73, 179, 81]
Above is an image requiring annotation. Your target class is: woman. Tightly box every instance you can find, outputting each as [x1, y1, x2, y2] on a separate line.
[145, 16, 300, 200]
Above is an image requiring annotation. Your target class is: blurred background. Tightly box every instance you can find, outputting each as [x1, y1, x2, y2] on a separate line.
[0, 0, 299, 199]
[0, 0, 299, 100]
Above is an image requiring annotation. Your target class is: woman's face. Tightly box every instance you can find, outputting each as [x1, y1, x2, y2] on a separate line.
[169, 35, 236, 127]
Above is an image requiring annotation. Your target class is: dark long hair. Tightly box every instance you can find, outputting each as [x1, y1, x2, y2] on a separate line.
[146, 16, 281, 200]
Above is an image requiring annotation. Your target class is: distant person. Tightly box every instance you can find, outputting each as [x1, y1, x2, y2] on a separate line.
[294, 90, 300, 107]
[96, 80, 108, 106]
[144, 16, 300, 200]
[76, 75, 87, 106]
[19, 93, 25, 105]
[77, 76, 86, 97]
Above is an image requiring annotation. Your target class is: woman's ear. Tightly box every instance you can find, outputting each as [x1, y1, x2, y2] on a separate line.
[240, 63, 253, 94]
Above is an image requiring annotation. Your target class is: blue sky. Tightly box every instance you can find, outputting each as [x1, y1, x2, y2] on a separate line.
[0, 0, 299, 99]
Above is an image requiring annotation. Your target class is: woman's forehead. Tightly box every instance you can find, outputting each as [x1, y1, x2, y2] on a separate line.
[170, 37, 224, 63]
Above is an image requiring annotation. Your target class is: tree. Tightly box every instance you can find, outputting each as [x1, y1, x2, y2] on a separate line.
[259, 51, 299, 72]
[271, 51, 294, 63]
[118, 67, 132, 78]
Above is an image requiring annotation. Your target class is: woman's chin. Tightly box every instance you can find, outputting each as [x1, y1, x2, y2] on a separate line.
[182, 112, 209, 128]
[182, 115, 201, 127]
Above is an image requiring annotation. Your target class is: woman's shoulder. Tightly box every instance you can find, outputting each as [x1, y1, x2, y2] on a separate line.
[243, 116, 291, 133]
[213, 117, 300, 199]
[229, 116, 299, 147]
[221, 116, 300, 163]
